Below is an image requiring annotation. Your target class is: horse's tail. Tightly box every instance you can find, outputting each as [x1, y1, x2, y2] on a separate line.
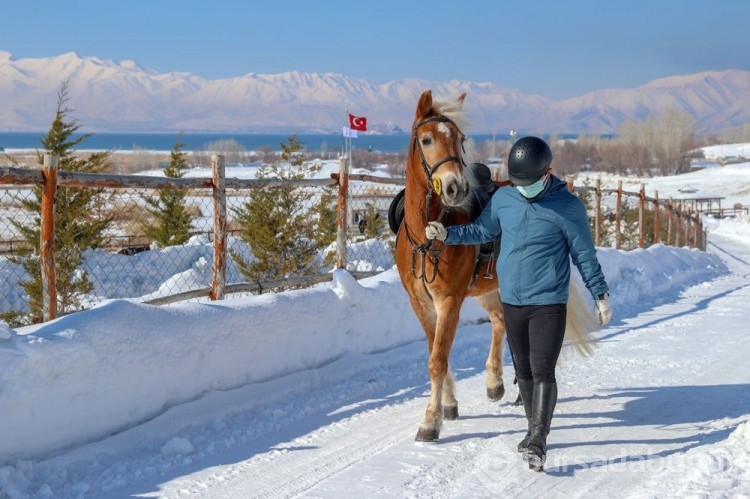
[565, 279, 599, 357]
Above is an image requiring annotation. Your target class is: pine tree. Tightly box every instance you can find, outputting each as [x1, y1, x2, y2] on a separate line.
[141, 138, 192, 248]
[230, 135, 323, 284]
[9, 82, 112, 323]
[312, 189, 338, 266]
[313, 190, 337, 246]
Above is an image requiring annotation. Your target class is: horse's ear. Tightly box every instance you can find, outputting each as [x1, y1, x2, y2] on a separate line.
[416, 90, 433, 119]
[457, 93, 467, 106]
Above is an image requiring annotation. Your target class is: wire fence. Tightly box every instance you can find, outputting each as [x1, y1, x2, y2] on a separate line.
[0, 157, 707, 324]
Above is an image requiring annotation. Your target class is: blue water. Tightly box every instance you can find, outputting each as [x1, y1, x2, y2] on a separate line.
[0, 131, 518, 154]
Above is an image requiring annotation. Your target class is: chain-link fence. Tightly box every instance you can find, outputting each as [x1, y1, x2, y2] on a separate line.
[0, 158, 405, 325]
[0, 186, 36, 317]
[0, 159, 705, 326]
[344, 178, 402, 271]
[0, 183, 219, 320]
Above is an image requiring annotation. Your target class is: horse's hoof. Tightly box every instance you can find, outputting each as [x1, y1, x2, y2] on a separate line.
[443, 405, 459, 420]
[487, 384, 505, 401]
[415, 427, 440, 442]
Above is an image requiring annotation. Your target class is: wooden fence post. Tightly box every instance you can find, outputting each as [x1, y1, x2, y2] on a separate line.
[565, 175, 574, 192]
[693, 210, 701, 249]
[615, 180, 622, 250]
[41, 154, 58, 321]
[688, 208, 699, 248]
[653, 190, 660, 244]
[667, 198, 673, 245]
[594, 178, 602, 246]
[638, 183, 645, 248]
[336, 155, 349, 269]
[210, 154, 227, 300]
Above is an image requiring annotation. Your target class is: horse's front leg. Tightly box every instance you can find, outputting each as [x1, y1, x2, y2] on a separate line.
[416, 297, 461, 442]
[441, 368, 458, 420]
[476, 291, 506, 401]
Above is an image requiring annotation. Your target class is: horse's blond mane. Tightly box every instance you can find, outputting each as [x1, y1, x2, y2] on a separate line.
[432, 98, 471, 132]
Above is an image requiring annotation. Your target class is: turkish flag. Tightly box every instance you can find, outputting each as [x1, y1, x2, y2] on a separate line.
[348, 113, 367, 131]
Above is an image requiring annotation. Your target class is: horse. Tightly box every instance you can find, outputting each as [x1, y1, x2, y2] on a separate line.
[394, 90, 597, 442]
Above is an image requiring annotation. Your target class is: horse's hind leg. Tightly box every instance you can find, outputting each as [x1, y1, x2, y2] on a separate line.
[475, 291, 506, 401]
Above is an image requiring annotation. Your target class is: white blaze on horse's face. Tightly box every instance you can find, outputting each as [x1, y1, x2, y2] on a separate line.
[437, 122, 452, 138]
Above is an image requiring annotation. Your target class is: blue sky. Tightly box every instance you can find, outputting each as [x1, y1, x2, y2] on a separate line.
[2, 0, 748, 100]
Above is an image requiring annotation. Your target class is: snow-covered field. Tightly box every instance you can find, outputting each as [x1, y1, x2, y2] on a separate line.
[1, 153, 750, 498]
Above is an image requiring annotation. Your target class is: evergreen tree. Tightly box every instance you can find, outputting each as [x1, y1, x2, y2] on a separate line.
[312, 189, 338, 267]
[9, 82, 112, 323]
[141, 138, 192, 247]
[312, 189, 337, 247]
[230, 135, 323, 284]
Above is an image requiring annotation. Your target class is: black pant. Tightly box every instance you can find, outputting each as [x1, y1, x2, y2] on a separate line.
[503, 303, 567, 384]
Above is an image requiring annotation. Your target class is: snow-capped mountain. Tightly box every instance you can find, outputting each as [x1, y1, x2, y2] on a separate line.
[535, 70, 750, 134]
[0, 51, 748, 134]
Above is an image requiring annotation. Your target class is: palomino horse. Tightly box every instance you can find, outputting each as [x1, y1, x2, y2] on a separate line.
[395, 90, 596, 442]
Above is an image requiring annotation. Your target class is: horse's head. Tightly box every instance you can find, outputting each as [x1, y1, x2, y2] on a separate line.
[409, 90, 471, 209]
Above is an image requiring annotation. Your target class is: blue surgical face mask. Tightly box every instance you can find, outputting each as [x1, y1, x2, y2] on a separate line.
[515, 176, 548, 198]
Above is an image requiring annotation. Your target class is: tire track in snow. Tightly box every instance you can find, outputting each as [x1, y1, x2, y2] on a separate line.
[160, 400, 422, 498]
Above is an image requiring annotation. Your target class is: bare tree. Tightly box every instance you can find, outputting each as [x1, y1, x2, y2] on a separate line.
[618, 117, 656, 175]
[653, 109, 696, 174]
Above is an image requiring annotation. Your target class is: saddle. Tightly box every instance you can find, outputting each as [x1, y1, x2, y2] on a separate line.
[388, 163, 506, 283]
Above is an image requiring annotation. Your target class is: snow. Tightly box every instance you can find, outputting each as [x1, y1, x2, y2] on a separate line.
[579, 159, 750, 209]
[700, 143, 750, 161]
[2, 153, 750, 498]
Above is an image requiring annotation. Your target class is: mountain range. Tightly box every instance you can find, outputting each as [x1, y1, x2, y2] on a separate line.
[1, 51, 748, 135]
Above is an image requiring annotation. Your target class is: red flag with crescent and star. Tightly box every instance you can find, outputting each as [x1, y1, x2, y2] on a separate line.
[348, 114, 367, 131]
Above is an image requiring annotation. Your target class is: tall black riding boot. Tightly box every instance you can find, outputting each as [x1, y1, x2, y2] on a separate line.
[523, 382, 557, 471]
[516, 378, 534, 452]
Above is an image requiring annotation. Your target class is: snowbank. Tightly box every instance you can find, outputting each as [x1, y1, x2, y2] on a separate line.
[0, 245, 726, 463]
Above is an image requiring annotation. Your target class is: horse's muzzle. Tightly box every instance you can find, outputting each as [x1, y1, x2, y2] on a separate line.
[439, 174, 470, 207]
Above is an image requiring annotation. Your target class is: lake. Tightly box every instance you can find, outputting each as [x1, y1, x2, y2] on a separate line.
[0, 131, 520, 154]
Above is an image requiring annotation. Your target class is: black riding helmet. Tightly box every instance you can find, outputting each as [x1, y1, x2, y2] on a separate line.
[507, 136, 553, 186]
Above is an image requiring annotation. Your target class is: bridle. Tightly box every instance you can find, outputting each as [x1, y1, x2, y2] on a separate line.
[411, 115, 467, 207]
[404, 114, 467, 284]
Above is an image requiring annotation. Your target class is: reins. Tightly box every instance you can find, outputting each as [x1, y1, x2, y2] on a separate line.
[404, 222, 443, 284]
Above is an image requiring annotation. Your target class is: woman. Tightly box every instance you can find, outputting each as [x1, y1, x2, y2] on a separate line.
[425, 136, 611, 471]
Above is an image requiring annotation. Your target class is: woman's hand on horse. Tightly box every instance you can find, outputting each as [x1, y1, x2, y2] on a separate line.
[425, 221, 447, 241]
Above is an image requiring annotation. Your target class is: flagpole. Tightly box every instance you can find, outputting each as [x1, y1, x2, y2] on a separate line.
[344, 108, 351, 172]
[337, 108, 350, 269]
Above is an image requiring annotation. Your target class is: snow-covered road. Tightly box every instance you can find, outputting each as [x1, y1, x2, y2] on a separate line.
[3, 230, 747, 498]
[124, 232, 750, 498]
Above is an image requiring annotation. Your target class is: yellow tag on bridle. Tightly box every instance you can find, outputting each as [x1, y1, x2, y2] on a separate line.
[432, 177, 442, 195]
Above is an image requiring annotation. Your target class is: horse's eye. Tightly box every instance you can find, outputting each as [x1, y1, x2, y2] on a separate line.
[421, 137, 432, 146]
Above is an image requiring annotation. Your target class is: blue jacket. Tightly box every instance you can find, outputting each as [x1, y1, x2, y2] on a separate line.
[445, 175, 609, 305]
